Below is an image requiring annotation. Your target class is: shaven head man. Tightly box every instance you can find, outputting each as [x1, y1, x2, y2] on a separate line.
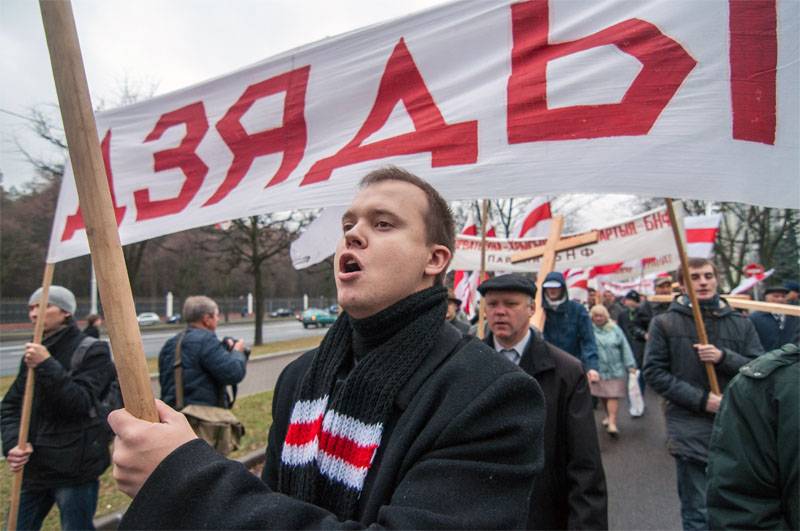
[109, 166, 545, 530]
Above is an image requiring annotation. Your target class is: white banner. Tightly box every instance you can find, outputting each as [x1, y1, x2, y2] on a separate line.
[48, 0, 798, 262]
[450, 208, 720, 276]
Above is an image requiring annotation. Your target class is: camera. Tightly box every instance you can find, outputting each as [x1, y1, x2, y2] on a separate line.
[221, 336, 251, 358]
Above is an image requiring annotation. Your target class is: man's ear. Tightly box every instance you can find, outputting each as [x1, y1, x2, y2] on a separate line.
[424, 244, 452, 279]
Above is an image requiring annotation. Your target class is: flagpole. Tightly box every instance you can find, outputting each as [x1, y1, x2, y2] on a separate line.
[477, 200, 489, 339]
[39, 0, 157, 423]
[8, 264, 55, 530]
[665, 198, 721, 395]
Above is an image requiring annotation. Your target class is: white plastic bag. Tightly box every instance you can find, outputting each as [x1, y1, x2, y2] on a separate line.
[628, 370, 645, 417]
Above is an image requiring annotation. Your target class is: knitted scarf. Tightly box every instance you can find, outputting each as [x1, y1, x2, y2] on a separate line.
[278, 285, 447, 520]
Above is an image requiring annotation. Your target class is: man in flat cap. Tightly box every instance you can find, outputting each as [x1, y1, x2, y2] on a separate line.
[749, 285, 799, 351]
[479, 274, 607, 530]
[651, 276, 675, 317]
[445, 288, 471, 335]
[1, 286, 115, 530]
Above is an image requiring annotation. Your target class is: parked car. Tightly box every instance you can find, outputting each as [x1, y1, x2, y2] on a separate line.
[137, 312, 161, 326]
[166, 314, 181, 324]
[269, 308, 293, 318]
[301, 308, 337, 328]
[328, 304, 340, 315]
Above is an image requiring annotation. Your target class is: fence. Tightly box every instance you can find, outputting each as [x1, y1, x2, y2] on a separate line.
[0, 295, 336, 324]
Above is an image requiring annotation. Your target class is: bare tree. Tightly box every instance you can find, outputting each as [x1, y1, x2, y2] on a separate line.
[204, 212, 314, 345]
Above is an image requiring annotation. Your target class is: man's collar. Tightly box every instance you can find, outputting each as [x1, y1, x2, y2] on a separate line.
[492, 329, 531, 357]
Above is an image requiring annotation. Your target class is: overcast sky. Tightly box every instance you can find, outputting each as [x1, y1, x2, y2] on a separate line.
[0, 0, 452, 190]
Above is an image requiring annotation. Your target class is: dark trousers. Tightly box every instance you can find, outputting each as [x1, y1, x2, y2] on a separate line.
[674, 457, 708, 531]
[15, 481, 99, 531]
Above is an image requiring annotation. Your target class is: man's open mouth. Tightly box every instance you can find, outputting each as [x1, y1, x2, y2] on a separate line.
[339, 254, 363, 274]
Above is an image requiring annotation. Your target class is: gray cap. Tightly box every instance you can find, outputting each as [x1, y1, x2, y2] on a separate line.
[28, 285, 76, 315]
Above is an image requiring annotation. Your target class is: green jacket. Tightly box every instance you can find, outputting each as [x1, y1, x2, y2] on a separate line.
[706, 343, 799, 530]
[592, 323, 636, 380]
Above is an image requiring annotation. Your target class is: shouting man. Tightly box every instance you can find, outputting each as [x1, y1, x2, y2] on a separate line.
[110, 167, 545, 529]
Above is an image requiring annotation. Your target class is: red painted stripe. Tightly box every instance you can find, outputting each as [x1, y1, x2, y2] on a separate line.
[318, 431, 379, 469]
[589, 262, 623, 278]
[685, 228, 717, 243]
[285, 415, 323, 445]
[729, 0, 777, 145]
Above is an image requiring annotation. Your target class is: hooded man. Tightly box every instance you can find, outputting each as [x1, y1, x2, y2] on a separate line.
[479, 274, 607, 530]
[109, 167, 545, 529]
[2, 286, 115, 530]
[541, 271, 600, 382]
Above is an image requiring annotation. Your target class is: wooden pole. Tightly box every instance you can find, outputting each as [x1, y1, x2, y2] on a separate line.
[531, 215, 565, 330]
[665, 198, 721, 395]
[39, 0, 158, 423]
[649, 294, 800, 317]
[8, 264, 55, 530]
[477, 200, 490, 340]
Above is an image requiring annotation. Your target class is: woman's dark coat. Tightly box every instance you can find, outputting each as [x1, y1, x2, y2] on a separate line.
[121, 323, 546, 529]
[485, 330, 608, 530]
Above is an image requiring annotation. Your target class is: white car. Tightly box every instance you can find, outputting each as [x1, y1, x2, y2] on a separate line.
[137, 312, 161, 326]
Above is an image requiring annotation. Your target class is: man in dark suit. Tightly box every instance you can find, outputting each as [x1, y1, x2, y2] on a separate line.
[480, 274, 608, 530]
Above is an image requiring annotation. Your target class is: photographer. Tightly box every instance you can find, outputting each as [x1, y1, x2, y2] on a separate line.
[158, 295, 248, 417]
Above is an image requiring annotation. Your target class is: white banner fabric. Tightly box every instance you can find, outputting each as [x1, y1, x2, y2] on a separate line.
[449, 208, 719, 276]
[48, 0, 799, 262]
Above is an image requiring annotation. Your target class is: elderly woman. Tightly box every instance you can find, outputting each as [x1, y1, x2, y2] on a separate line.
[589, 304, 636, 436]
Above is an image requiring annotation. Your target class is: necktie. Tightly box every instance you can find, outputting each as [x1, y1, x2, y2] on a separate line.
[500, 348, 520, 365]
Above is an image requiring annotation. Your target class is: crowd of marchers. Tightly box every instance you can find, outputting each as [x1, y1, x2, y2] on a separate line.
[3, 167, 798, 530]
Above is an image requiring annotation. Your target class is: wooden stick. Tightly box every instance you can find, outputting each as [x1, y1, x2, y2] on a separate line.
[665, 199, 721, 395]
[510, 230, 597, 263]
[477, 200, 489, 340]
[531, 215, 565, 330]
[650, 294, 800, 317]
[8, 263, 55, 530]
[39, 1, 157, 423]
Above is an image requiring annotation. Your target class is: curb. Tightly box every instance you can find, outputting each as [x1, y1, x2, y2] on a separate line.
[94, 447, 267, 530]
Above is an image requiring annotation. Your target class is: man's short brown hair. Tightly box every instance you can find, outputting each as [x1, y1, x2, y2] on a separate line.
[677, 258, 718, 285]
[360, 167, 455, 285]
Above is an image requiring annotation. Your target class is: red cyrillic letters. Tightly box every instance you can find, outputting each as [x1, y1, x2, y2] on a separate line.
[205, 66, 311, 206]
[507, 0, 697, 142]
[133, 102, 209, 221]
[61, 130, 126, 241]
[729, 0, 777, 145]
[301, 38, 477, 186]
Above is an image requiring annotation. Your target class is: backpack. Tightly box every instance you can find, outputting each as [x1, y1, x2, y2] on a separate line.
[70, 336, 124, 433]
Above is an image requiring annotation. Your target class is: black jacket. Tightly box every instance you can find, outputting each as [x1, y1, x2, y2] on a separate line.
[1, 322, 115, 490]
[643, 295, 763, 463]
[617, 303, 651, 367]
[121, 323, 546, 529]
[748, 311, 799, 352]
[158, 326, 247, 408]
[486, 330, 608, 530]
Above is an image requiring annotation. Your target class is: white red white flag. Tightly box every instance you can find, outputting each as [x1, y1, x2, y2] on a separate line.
[513, 197, 552, 239]
[47, 0, 798, 262]
[730, 268, 775, 295]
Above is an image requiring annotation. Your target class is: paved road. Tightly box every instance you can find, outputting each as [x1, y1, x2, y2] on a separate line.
[0, 320, 326, 376]
[598, 388, 682, 530]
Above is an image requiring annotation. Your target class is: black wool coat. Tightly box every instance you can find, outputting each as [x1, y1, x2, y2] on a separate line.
[1, 323, 115, 489]
[121, 322, 546, 529]
[485, 331, 608, 530]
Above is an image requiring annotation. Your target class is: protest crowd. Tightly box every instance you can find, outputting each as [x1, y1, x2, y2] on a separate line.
[4, 166, 798, 530]
[4, 0, 798, 529]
